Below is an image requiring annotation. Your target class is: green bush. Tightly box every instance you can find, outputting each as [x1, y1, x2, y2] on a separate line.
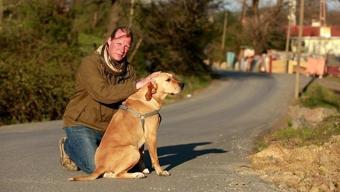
[273, 116, 340, 147]
[300, 83, 340, 112]
[0, 53, 78, 124]
[254, 115, 340, 152]
[0, 1, 81, 125]
[133, 0, 216, 76]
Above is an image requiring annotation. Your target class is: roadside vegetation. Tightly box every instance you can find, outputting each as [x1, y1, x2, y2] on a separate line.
[252, 78, 340, 192]
[300, 82, 340, 112]
[255, 81, 340, 151]
[255, 116, 340, 150]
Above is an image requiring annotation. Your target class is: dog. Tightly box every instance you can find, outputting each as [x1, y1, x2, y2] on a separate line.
[69, 72, 184, 181]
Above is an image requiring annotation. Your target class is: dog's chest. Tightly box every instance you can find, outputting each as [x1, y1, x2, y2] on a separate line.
[135, 117, 159, 148]
[137, 136, 145, 148]
[134, 121, 146, 148]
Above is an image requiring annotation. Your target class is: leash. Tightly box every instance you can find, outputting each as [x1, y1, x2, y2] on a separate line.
[119, 104, 161, 132]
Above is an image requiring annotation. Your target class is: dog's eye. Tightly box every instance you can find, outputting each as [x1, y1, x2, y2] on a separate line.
[166, 78, 171, 82]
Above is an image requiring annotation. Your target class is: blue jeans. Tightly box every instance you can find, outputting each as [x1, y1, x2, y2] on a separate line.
[63, 125, 103, 173]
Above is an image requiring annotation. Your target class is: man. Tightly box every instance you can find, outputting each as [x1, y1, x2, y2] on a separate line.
[59, 26, 158, 173]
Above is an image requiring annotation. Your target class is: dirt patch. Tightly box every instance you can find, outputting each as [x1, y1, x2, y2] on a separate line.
[249, 77, 340, 191]
[250, 135, 340, 192]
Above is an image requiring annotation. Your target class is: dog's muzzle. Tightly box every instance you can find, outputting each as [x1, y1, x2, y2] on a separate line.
[179, 82, 185, 90]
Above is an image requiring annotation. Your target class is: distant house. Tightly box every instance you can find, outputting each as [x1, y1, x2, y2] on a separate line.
[289, 24, 340, 56]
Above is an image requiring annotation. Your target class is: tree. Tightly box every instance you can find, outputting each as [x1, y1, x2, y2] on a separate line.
[250, 0, 287, 52]
[133, 0, 220, 76]
[228, 0, 287, 52]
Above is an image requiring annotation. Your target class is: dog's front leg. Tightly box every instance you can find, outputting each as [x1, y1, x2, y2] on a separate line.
[138, 145, 150, 174]
[146, 132, 170, 176]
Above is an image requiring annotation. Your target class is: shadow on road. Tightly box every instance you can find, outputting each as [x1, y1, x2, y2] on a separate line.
[143, 142, 227, 171]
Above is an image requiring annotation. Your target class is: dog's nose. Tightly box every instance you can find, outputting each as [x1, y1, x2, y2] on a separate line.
[179, 82, 185, 90]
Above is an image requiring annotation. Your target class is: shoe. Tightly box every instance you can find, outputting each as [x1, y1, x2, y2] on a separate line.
[59, 137, 79, 171]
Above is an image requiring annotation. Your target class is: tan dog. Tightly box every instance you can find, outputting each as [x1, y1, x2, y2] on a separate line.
[69, 72, 184, 181]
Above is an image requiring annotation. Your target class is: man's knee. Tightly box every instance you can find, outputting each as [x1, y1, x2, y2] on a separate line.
[79, 159, 96, 174]
[63, 126, 101, 174]
[64, 138, 96, 173]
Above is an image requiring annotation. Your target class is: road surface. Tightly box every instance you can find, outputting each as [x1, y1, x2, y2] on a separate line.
[0, 71, 310, 192]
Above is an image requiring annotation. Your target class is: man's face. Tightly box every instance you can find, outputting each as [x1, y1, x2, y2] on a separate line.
[107, 29, 132, 62]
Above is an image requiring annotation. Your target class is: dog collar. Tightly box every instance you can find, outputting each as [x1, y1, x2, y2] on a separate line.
[119, 104, 161, 132]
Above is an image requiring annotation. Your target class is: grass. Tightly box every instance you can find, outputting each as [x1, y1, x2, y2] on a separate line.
[254, 80, 340, 151]
[300, 83, 340, 112]
[274, 116, 340, 146]
[255, 116, 340, 151]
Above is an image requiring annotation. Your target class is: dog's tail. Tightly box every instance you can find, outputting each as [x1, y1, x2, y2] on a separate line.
[68, 167, 105, 181]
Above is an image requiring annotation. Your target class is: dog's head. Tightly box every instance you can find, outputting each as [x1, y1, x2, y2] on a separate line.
[145, 72, 184, 101]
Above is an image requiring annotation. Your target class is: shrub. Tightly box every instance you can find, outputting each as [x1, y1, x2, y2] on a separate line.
[0, 1, 81, 124]
[300, 83, 340, 112]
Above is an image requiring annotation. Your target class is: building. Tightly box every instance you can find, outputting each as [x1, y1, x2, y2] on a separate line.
[288, 23, 340, 77]
[290, 23, 340, 56]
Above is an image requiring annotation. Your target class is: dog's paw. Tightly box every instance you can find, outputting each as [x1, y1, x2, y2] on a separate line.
[142, 168, 150, 174]
[157, 170, 171, 176]
[68, 177, 75, 181]
[103, 172, 115, 178]
[133, 172, 146, 179]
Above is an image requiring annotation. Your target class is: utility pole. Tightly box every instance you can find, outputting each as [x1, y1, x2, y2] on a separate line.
[0, 0, 2, 31]
[240, 0, 247, 25]
[128, 0, 142, 63]
[294, 0, 304, 99]
[320, 0, 326, 26]
[284, 0, 296, 73]
[129, 0, 135, 28]
[218, 11, 228, 67]
[284, 21, 291, 73]
[221, 11, 228, 51]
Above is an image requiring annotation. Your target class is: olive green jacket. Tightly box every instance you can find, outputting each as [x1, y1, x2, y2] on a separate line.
[63, 52, 137, 132]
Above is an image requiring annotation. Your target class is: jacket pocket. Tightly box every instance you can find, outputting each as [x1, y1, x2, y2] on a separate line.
[64, 96, 90, 121]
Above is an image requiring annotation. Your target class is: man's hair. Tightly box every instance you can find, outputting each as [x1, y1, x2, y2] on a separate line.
[110, 26, 133, 43]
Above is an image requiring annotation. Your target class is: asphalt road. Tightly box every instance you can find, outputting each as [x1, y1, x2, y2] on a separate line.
[0, 71, 310, 192]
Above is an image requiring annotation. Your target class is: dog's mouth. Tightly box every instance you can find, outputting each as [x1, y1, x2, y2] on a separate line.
[163, 82, 184, 96]
[179, 82, 185, 90]
[164, 92, 177, 95]
[164, 89, 182, 95]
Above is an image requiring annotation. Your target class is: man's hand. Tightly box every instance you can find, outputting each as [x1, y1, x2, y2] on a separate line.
[136, 71, 161, 89]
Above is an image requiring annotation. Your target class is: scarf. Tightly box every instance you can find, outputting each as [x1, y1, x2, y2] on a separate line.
[96, 44, 127, 74]
[96, 44, 129, 83]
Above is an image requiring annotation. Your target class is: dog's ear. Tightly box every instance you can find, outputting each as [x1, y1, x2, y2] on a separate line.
[145, 81, 157, 101]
